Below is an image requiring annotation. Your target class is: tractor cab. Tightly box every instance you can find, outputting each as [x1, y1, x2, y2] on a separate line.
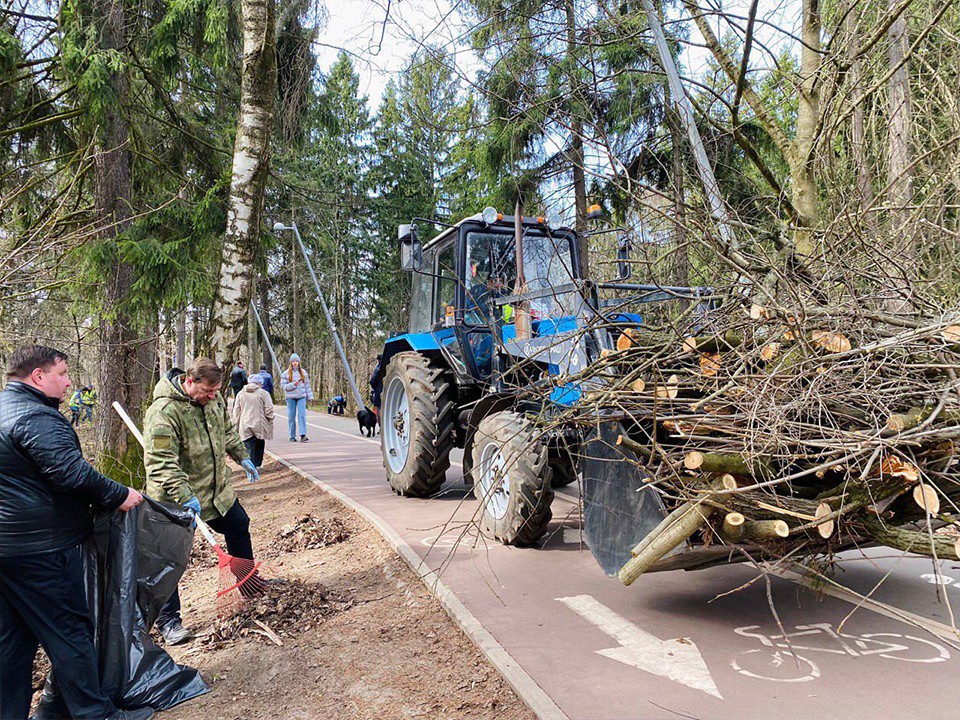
[386, 211, 587, 395]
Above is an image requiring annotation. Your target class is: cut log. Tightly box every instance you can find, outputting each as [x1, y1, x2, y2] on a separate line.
[759, 342, 781, 361]
[861, 516, 960, 560]
[749, 303, 769, 320]
[812, 330, 852, 353]
[815, 502, 834, 539]
[619, 500, 714, 586]
[885, 406, 960, 434]
[617, 328, 638, 351]
[616, 434, 652, 461]
[681, 330, 742, 355]
[654, 374, 679, 399]
[942, 325, 960, 344]
[700, 352, 722, 377]
[630, 378, 646, 392]
[913, 483, 941, 515]
[721, 512, 745, 542]
[683, 451, 773, 479]
[740, 519, 790, 541]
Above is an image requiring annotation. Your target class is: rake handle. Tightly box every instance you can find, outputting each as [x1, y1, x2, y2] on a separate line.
[112, 401, 220, 549]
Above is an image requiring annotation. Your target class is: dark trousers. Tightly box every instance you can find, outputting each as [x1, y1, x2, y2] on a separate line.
[0, 546, 116, 720]
[157, 499, 253, 630]
[243, 436, 265, 468]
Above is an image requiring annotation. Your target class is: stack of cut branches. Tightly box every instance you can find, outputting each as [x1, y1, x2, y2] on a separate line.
[553, 302, 960, 585]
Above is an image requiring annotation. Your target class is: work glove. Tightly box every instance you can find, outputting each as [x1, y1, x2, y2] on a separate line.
[183, 496, 202, 527]
[241, 458, 260, 483]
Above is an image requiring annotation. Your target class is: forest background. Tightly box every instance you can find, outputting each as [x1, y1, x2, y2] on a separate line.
[2, 0, 958, 479]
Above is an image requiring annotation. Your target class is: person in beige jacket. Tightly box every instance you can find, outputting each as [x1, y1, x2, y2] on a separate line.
[232, 374, 275, 468]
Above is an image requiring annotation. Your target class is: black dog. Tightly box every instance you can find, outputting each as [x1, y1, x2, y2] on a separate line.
[357, 407, 378, 437]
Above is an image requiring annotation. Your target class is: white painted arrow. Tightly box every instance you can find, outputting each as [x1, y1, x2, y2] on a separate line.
[557, 594, 723, 699]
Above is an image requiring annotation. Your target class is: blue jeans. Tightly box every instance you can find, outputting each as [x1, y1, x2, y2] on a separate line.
[287, 397, 307, 439]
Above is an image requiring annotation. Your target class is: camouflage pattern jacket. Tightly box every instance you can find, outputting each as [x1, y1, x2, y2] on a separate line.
[143, 375, 249, 520]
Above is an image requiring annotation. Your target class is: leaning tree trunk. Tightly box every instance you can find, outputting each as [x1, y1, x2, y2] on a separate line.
[92, 0, 151, 481]
[208, 0, 277, 367]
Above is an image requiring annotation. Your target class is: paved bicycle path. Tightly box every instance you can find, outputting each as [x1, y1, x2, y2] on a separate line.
[266, 407, 960, 720]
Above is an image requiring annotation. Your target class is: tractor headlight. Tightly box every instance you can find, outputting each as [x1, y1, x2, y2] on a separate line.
[547, 213, 563, 231]
[482, 206, 500, 225]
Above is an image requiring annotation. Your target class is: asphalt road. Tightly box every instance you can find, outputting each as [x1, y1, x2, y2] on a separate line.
[268, 406, 960, 720]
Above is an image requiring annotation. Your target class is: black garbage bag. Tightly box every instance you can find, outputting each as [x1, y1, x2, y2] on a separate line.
[37, 498, 209, 716]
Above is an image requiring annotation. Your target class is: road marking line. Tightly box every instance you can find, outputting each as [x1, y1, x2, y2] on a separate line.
[267, 450, 568, 720]
[557, 594, 723, 699]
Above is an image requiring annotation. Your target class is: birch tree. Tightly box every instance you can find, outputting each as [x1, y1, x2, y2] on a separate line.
[209, 0, 277, 366]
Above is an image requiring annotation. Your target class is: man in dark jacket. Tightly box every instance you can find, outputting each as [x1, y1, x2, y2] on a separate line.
[0, 345, 148, 720]
[228, 361, 247, 398]
[254, 363, 274, 397]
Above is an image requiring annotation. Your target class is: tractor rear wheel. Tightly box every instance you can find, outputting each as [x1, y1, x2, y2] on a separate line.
[381, 352, 456, 497]
[472, 411, 554, 546]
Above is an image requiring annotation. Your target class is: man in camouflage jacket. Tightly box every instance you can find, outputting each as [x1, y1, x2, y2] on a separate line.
[143, 358, 260, 645]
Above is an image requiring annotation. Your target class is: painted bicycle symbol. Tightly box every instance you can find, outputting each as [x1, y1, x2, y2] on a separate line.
[731, 622, 950, 683]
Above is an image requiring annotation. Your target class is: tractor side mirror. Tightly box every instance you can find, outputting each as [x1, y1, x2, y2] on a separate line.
[616, 235, 632, 279]
[399, 224, 422, 272]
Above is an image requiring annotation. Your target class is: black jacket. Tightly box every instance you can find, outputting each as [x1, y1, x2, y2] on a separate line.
[229, 366, 248, 390]
[0, 381, 128, 557]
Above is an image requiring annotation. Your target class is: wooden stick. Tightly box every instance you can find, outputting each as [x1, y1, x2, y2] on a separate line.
[683, 451, 773, 479]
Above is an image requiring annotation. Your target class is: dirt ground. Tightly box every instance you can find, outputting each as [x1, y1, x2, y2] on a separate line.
[160, 460, 537, 720]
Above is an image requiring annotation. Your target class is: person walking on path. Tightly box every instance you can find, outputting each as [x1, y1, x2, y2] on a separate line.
[143, 358, 260, 646]
[228, 361, 247, 398]
[282, 353, 312, 442]
[233, 375, 274, 469]
[0, 345, 148, 720]
[251, 363, 274, 398]
[68, 387, 83, 426]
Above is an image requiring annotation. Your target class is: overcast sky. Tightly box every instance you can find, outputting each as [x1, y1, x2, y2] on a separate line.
[314, 0, 802, 110]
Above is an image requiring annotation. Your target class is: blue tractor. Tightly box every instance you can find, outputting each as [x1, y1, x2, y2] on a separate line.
[373, 206, 710, 560]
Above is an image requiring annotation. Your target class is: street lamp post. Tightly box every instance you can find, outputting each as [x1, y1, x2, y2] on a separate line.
[273, 221, 367, 411]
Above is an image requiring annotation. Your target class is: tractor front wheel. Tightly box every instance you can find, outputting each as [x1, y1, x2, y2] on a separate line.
[381, 352, 455, 497]
[472, 411, 554, 546]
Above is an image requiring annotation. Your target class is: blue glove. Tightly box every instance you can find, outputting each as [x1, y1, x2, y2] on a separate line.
[241, 458, 260, 483]
[183, 496, 201, 527]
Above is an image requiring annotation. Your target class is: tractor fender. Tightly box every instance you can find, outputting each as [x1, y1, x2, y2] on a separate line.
[460, 393, 517, 485]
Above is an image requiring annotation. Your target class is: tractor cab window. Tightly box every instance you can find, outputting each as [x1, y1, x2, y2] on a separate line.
[434, 240, 456, 325]
[464, 230, 577, 324]
[409, 246, 436, 333]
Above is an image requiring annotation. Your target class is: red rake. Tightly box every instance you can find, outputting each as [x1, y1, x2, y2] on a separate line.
[194, 515, 268, 614]
[112, 401, 269, 615]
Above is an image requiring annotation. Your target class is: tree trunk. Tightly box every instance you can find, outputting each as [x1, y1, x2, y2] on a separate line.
[91, 0, 150, 481]
[791, 0, 821, 260]
[176, 310, 186, 367]
[886, 0, 917, 307]
[847, 10, 876, 232]
[208, 0, 277, 367]
[666, 101, 690, 286]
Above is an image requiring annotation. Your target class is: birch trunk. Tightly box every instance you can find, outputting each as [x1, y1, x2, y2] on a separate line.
[208, 0, 277, 367]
